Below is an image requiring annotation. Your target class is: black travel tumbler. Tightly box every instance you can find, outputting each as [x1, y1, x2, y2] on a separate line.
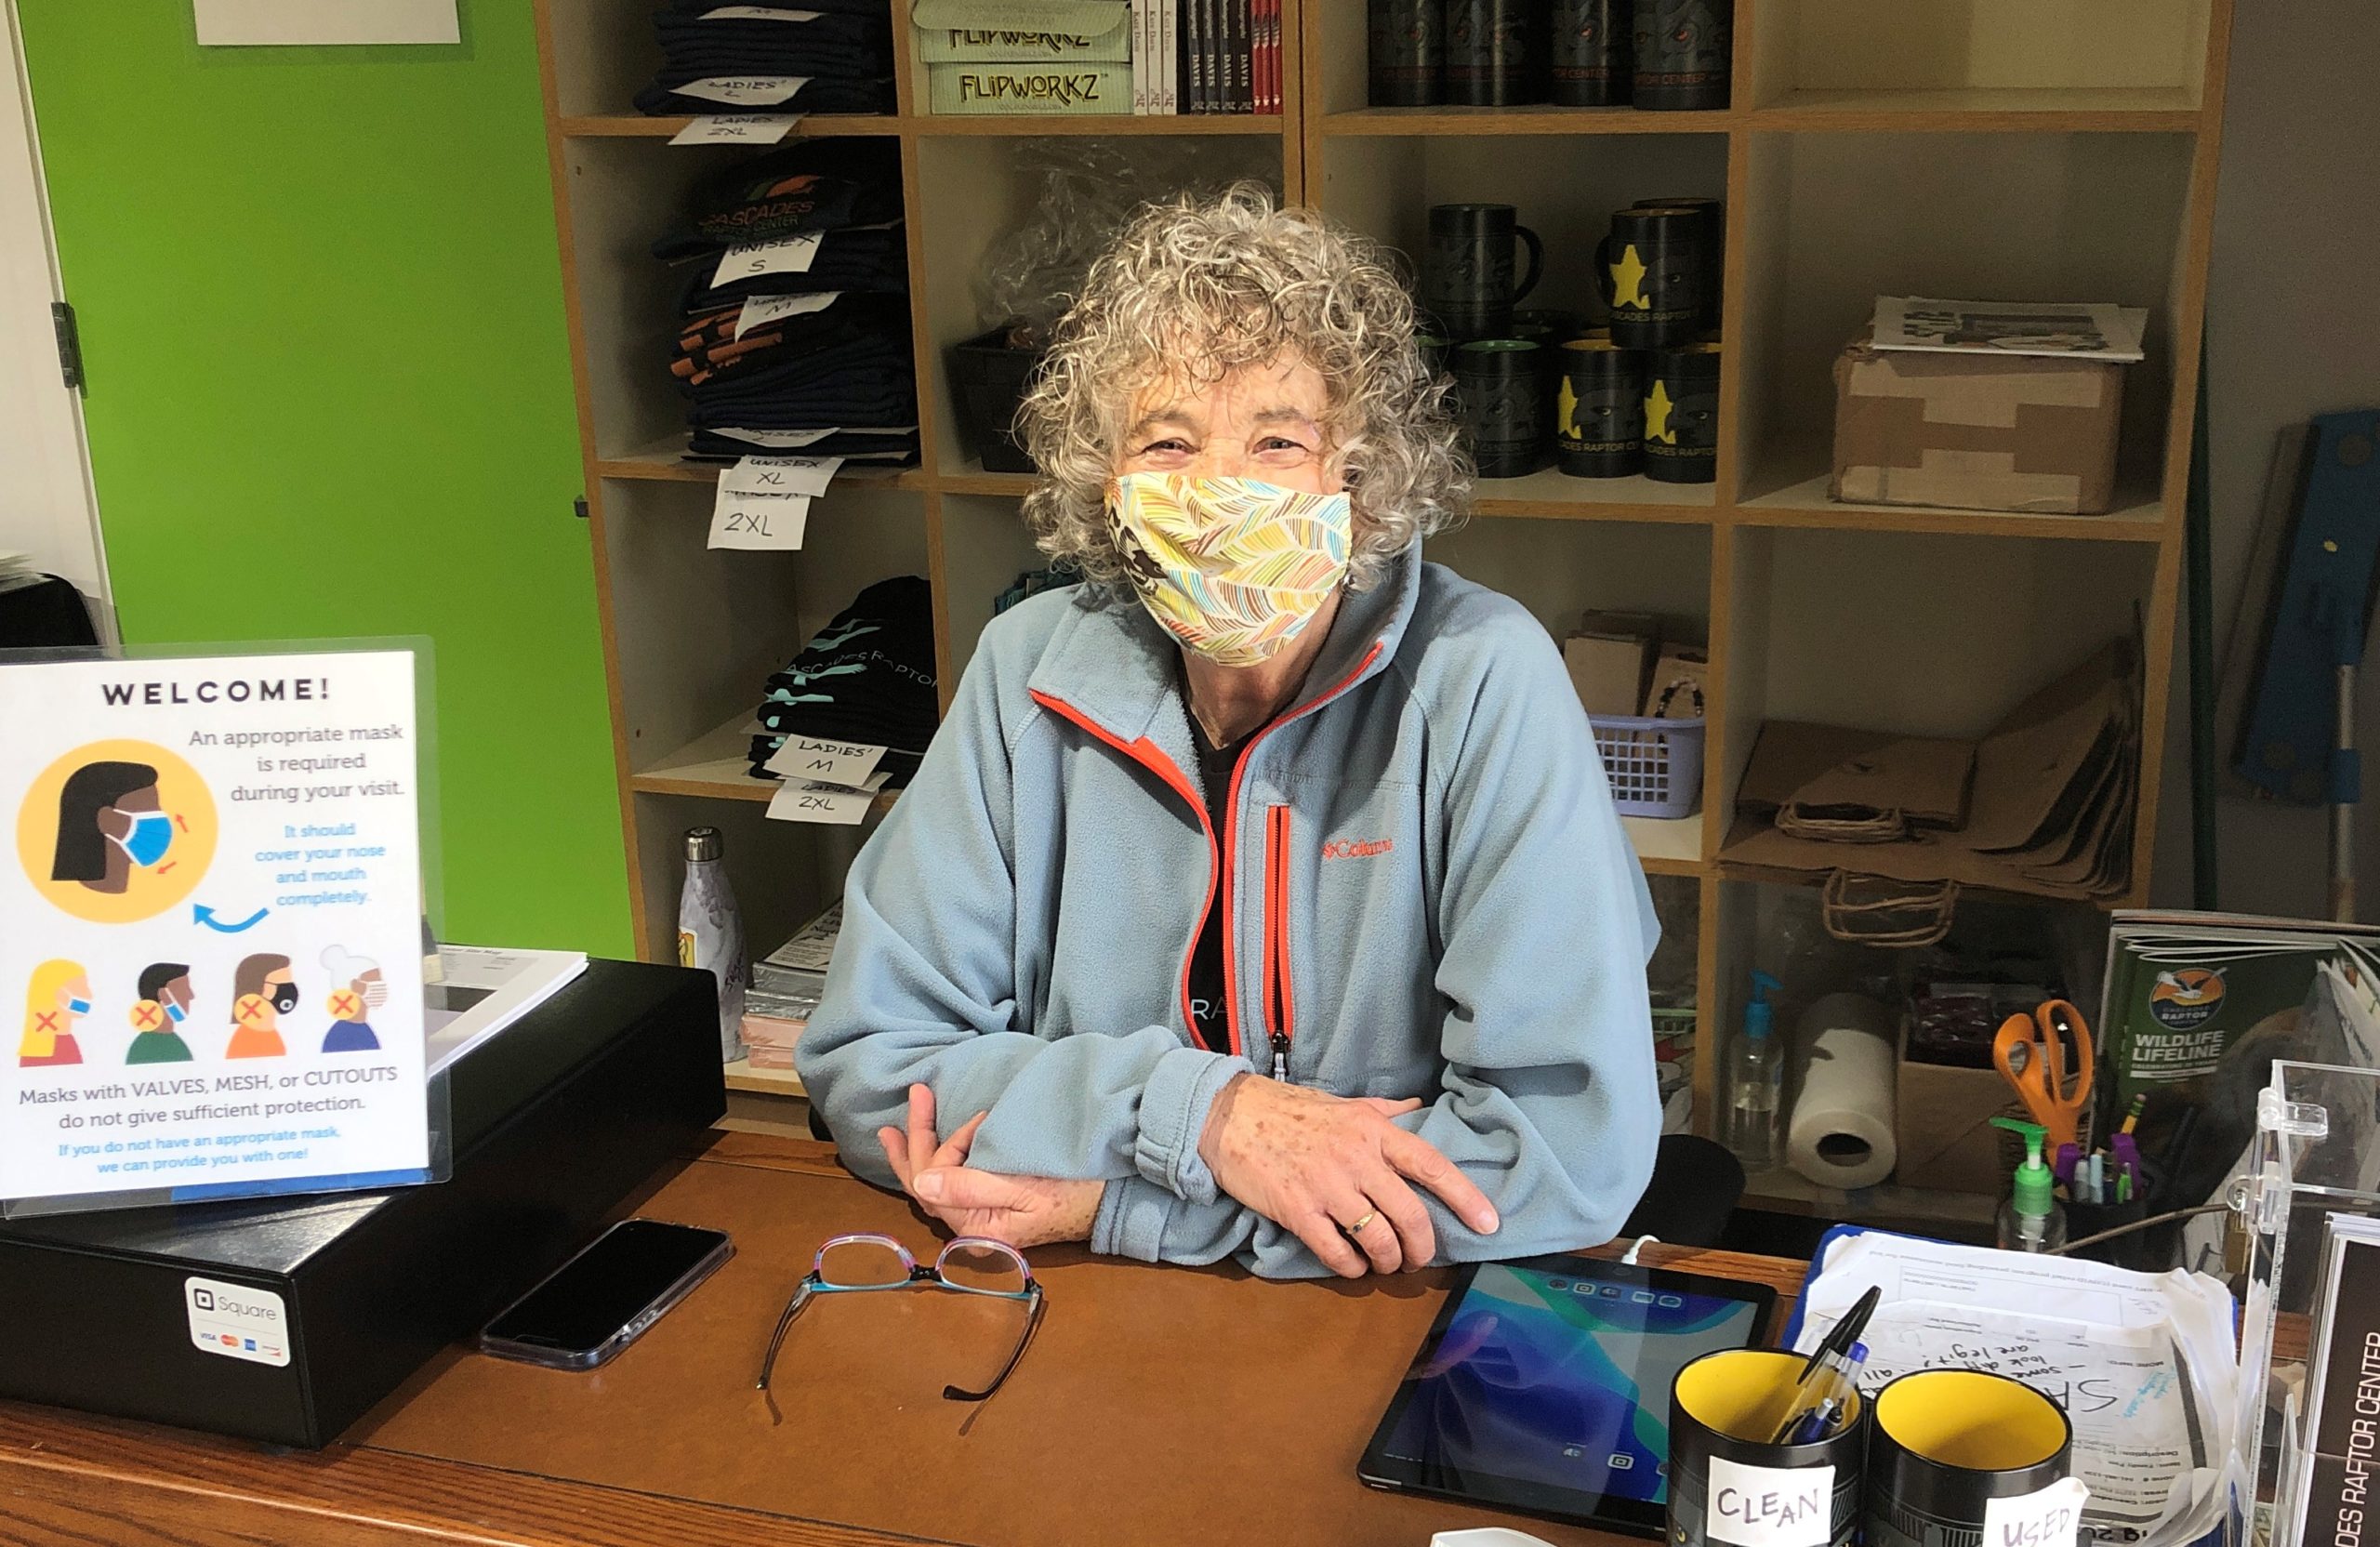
[1633, 0, 1730, 110]
[1446, 0, 1540, 106]
[1549, 0, 1628, 106]
[1368, 0, 1444, 105]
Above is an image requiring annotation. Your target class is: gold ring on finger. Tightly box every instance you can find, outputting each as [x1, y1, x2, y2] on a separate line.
[1343, 1210, 1379, 1236]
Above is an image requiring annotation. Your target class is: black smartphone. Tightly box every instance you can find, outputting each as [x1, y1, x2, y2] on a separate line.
[478, 1218, 734, 1370]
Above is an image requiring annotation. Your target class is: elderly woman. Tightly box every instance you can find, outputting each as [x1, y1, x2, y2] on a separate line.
[799, 185, 1659, 1279]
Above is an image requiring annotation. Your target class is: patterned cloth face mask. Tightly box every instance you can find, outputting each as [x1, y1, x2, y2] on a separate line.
[1105, 473, 1354, 668]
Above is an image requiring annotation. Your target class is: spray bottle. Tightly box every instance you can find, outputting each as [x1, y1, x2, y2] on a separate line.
[1990, 1116, 2068, 1253]
[1726, 971, 1784, 1171]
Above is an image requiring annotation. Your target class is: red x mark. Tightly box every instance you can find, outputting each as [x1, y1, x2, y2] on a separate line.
[329, 991, 362, 1019]
[133, 1002, 162, 1029]
[33, 1011, 59, 1035]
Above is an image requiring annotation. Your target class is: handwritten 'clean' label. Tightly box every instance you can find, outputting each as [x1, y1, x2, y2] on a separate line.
[1707, 1458, 1833, 1547]
[763, 735, 886, 789]
[707, 490, 810, 550]
[712, 232, 823, 287]
[721, 454, 843, 497]
[669, 113, 801, 145]
[674, 74, 812, 106]
[1982, 1477, 2090, 1547]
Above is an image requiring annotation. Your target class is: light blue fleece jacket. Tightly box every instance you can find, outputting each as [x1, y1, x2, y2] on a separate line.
[798, 542, 1662, 1277]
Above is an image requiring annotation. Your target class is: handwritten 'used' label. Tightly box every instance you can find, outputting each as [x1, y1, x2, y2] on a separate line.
[707, 490, 810, 550]
[764, 735, 886, 789]
[1982, 1477, 2090, 1547]
[669, 113, 801, 145]
[1707, 1458, 1833, 1547]
[721, 454, 843, 497]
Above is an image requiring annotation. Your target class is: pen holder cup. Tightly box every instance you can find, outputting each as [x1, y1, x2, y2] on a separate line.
[2065, 1195, 2155, 1270]
[1669, 1349, 1866, 1547]
[1864, 1369, 2075, 1547]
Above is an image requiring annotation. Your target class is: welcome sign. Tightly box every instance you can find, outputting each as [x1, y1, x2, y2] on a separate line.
[1, 647, 430, 1210]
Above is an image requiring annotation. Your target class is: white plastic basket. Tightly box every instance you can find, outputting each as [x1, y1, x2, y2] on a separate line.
[1588, 714, 1704, 819]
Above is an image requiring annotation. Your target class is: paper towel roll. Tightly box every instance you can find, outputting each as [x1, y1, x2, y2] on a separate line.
[1787, 992, 1898, 1190]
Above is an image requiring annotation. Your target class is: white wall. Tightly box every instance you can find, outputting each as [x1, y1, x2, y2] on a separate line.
[0, 0, 106, 610]
[2151, 3, 2380, 919]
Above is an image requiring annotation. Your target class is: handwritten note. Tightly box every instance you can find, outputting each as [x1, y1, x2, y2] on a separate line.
[712, 232, 822, 286]
[766, 774, 888, 826]
[1983, 1478, 2091, 1547]
[674, 75, 813, 106]
[707, 491, 810, 550]
[721, 455, 844, 497]
[1706, 1458, 1834, 1547]
[734, 291, 840, 338]
[764, 735, 887, 789]
[669, 113, 802, 145]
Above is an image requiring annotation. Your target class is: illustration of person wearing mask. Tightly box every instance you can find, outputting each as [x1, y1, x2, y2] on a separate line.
[227, 953, 296, 1059]
[126, 963, 197, 1064]
[48, 760, 176, 896]
[319, 946, 385, 1052]
[19, 959, 91, 1067]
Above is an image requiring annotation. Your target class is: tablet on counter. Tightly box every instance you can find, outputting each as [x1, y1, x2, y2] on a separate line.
[1357, 1254, 1778, 1538]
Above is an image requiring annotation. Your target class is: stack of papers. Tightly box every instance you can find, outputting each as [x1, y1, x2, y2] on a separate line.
[1792, 1231, 2240, 1547]
[744, 905, 840, 1069]
[1870, 298, 2149, 364]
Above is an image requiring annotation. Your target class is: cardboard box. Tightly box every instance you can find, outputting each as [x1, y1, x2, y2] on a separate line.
[1894, 1015, 2028, 1195]
[0, 960, 723, 1447]
[1831, 337, 2126, 515]
[1564, 612, 1658, 719]
[1643, 643, 1710, 720]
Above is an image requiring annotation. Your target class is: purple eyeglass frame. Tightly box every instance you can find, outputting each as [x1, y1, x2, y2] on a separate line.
[755, 1232, 1045, 1401]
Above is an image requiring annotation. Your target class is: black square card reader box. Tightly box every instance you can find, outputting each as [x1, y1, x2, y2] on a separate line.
[0, 959, 725, 1448]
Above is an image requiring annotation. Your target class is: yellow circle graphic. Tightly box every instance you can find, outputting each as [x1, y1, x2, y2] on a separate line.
[14, 739, 218, 924]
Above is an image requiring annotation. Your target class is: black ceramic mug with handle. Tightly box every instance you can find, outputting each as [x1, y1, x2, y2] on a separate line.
[1423, 204, 1544, 341]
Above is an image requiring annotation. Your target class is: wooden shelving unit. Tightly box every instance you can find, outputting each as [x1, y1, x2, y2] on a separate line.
[535, 0, 2232, 1228]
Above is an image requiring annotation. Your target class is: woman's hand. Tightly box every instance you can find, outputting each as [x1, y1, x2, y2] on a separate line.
[878, 1084, 1103, 1250]
[1196, 1073, 1499, 1277]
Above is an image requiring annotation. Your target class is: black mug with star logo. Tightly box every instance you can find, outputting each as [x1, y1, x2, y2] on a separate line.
[1595, 205, 1705, 350]
[1644, 341, 1720, 483]
[1555, 334, 1646, 478]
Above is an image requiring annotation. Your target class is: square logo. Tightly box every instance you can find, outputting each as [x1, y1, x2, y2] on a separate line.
[192, 1288, 215, 1311]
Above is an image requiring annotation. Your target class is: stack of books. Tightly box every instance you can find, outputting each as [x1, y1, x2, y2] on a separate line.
[744, 905, 842, 1069]
[914, 0, 1276, 115]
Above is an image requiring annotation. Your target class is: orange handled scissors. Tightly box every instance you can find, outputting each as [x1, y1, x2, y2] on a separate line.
[1992, 998, 2094, 1153]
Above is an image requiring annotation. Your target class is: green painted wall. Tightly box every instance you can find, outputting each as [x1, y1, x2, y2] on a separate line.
[19, 0, 631, 957]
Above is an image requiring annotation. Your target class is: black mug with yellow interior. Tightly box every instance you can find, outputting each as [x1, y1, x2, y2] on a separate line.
[1669, 1349, 1866, 1547]
[1865, 1370, 2078, 1547]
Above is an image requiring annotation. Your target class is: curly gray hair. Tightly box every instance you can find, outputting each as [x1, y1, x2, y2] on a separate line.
[1015, 183, 1471, 592]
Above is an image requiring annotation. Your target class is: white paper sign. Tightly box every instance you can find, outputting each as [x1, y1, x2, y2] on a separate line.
[722, 455, 844, 497]
[1706, 1458, 1834, 1547]
[702, 5, 826, 18]
[712, 232, 823, 287]
[1981, 1478, 2090, 1547]
[185, 1276, 291, 1366]
[763, 736, 887, 788]
[707, 491, 811, 549]
[195, 0, 458, 46]
[0, 649, 430, 1204]
[675, 75, 813, 106]
[734, 291, 840, 338]
[669, 114, 803, 146]
[766, 779, 882, 825]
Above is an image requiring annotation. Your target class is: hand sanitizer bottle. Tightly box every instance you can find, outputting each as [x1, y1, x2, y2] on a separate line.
[677, 826, 747, 1064]
[1990, 1116, 2069, 1253]
[1726, 971, 1783, 1172]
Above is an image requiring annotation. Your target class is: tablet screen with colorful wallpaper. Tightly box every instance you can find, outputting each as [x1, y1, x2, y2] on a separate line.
[1358, 1256, 1773, 1537]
